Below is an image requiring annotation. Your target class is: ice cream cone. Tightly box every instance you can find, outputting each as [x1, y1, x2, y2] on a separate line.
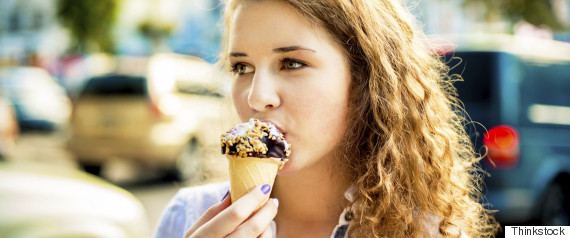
[227, 155, 282, 203]
[221, 119, 290, 204]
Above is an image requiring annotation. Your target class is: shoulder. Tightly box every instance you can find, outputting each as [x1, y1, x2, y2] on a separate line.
[154, 182, 229, 238]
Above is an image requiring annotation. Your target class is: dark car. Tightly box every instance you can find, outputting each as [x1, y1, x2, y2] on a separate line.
[442, 35, 570, 226]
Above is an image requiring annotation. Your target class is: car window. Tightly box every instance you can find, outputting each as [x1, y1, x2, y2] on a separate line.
[519, 58, 570, 127]
[520, 60, 570, 107]
[0, 68, 66, 99]
[81, 75, 147, 97]
[445, 51, 499, 105]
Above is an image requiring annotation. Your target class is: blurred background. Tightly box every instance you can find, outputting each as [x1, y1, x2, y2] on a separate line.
[0, 0, 569, 237]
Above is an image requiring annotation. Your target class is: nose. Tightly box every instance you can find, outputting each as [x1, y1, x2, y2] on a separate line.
[247, 71, 281, 112]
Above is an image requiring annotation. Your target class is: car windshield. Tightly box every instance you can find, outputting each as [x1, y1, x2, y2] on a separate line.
[81, 75, 147, 96]
[445, 51, 496, 105]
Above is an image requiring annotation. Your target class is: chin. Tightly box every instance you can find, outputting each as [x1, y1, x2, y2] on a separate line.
[277, 163, 296, 175]
[275, 155, 315, 176]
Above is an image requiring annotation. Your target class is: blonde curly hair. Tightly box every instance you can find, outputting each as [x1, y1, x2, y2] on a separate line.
[219, 0, 500, 237]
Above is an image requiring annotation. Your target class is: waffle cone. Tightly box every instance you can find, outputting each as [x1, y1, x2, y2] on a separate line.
[227, 155, 281, 203]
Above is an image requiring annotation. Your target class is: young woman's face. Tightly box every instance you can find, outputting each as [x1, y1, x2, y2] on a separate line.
[228, 0, 351, 175]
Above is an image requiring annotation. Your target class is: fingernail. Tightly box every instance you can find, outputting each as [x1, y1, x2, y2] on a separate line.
[261, 184, 271, 194]
[221, 190, 229, 201]
[271, 198, 279, 207]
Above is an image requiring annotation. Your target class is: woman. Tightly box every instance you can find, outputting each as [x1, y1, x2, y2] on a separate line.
[155, 0, 500, 237]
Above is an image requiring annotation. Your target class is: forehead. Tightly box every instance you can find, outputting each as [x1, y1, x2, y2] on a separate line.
[228, 0, 330, 52]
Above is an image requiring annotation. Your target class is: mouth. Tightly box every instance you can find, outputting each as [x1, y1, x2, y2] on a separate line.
[261, 120, 287, 139]
[261, 120, 284, 132]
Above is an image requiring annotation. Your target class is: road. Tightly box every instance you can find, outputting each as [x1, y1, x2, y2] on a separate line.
[7, 131, 228, 234]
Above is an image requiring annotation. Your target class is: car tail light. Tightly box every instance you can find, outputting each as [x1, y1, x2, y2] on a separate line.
[150, 94, 180, 118]
[483, 125, 520, 170]
[150, 98, 164, 117]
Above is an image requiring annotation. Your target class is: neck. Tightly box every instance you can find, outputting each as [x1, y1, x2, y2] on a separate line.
[272, 156, 350, 237]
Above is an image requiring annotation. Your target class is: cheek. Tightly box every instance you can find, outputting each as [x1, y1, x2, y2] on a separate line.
[300, 96, 346, 126]
[231, 80, 251, 119]
[293, 81, 350, 145]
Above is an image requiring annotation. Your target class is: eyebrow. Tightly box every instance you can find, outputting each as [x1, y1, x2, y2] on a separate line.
[228, 45, 316, 58]
[228, 52, 248, 57]
[273, 45, 316, 53]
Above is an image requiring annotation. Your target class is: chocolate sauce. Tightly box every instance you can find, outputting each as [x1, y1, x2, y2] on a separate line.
[221, 134, 287, 159]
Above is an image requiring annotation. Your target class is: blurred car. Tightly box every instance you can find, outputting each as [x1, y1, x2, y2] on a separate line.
[0, 67, 72, 132]
[0, 161, 149, 238]
[440, 34, 570, 225]
[0, 95, 18, 159]
[67, 53, 229, 180]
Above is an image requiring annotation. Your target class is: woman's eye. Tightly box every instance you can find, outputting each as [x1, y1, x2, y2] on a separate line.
[232, 63, 254, 75]
[282, 59, 305, 70]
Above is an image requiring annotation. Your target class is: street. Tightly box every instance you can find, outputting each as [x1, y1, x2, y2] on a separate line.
[7, 130, 228, 233]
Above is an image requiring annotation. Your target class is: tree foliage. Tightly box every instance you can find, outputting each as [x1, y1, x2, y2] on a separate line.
[138, 19, 174, 52]
[462, 0, 568, 31]
[57, 0, 118, 53]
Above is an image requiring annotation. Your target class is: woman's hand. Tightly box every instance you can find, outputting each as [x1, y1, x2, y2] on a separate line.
[184, 184, 278, 238]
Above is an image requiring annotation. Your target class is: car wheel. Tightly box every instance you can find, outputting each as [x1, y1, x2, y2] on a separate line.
[167, 138, 202, 181]
[540, 181, 570, 225]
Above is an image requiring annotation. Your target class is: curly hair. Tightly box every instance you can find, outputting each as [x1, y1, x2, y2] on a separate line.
[219, 0, 500, 237]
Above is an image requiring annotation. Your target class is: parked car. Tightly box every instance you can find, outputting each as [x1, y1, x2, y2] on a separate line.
[0, 67, 71, 131]
[0, 161, 149, 238]
[441, 34, 570, 225]
[67, 53, 229, 181]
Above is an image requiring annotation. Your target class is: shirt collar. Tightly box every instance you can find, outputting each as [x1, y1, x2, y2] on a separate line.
[344, 184, 356, 203]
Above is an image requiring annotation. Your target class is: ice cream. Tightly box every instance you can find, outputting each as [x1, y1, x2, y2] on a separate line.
[221, 118, 290, 203]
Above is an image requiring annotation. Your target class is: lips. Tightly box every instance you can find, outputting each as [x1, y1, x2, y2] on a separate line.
[262, 120, 286, 135]
[261, 119, 290, 153]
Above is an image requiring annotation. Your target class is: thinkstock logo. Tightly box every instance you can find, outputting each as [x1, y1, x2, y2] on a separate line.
[506, 226, 570, 238]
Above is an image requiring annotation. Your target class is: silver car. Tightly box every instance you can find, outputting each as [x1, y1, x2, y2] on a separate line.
[67, 54, 230, 181]
[0, 67, 71, 131]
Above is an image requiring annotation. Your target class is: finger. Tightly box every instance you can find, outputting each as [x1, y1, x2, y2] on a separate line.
[195, 184, 272, 237]
[257, 222, 274, 238]
[228, 198, 279, 238]
[184, 191, 231, 238]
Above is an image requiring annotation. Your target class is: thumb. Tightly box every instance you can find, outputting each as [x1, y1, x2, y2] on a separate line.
[184, 191, 231, 238]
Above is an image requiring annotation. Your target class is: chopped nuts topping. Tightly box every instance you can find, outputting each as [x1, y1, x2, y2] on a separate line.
[221, 118, 291, 159]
